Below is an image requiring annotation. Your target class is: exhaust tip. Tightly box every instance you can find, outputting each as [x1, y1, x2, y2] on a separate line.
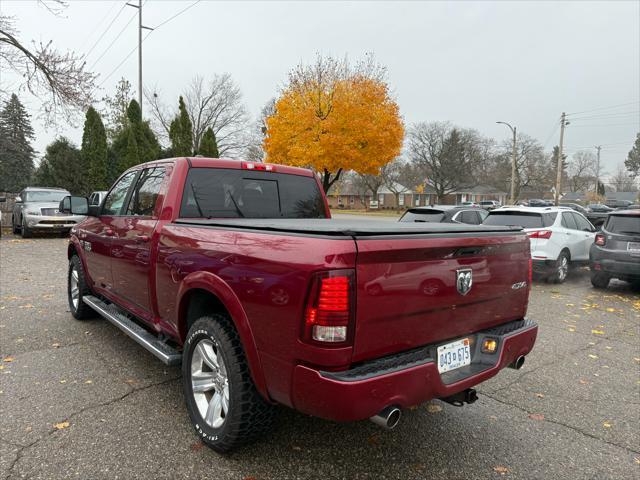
[510, 355, 526, 370]
[370, 406, 402, 430]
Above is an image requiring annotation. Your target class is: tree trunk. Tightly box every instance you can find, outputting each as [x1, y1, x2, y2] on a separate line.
[322, 168, 342, 193]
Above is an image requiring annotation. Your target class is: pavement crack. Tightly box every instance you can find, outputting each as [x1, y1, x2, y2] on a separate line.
[481, 391, 640, 456]
[4, 376, 180, 480]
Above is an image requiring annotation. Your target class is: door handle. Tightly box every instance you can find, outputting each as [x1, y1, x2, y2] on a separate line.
[135, 234, 150, 243]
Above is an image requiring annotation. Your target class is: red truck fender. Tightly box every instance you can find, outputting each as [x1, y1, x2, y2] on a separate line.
[176, 271, 271, 402]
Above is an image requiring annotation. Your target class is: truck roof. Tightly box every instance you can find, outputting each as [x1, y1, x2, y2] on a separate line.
[136, 157, 315, 178]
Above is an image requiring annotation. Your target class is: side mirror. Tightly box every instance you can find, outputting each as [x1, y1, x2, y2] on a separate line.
[59, 196, 90, 215]
[15, 196, 22, 203]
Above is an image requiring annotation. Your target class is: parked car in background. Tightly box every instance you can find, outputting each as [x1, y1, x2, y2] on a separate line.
[483, 206, 596, 283]
[399, 205, 489, 225]
[460, 201, 479, 207]
[479, 200, 501, 210]
[527, 199, 553, 207]
[590, 210, 640, 289]
[12, 187, 86, 238]
[587, 203, 613, 213]
[88, 190, 108, 207]
[617, 204, 639, 210]
[605, 199, 633, 209]
[561, 202, 608, 228]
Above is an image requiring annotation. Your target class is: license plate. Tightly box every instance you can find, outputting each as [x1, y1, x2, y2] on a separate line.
[437, 338, 471, 373]
[628, 242, 640, 254]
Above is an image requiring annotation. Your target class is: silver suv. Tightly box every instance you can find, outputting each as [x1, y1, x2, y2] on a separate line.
[12, 187, 86, 237]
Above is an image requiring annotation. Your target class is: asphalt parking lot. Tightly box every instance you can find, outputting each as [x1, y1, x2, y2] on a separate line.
[1, 234, 639, 480]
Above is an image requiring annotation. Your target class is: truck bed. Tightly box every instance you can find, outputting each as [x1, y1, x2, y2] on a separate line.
[173, 218, 523, 236]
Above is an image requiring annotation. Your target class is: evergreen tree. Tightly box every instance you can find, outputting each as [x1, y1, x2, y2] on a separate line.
[0, 94, 35, 192]
[40, 137, 86, 194]
[81, 106, 108, 192]
[120, 127, 139, 172]
[597, 181, 605, 196]
[198, 127, 219, 157]
[169, 96, 193, 156]
[109, 99, 160, 177]
[625, 132, 640, 177]
[101, 78, 133, 141]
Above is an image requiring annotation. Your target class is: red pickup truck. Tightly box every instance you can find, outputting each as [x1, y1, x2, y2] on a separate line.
[62, 157, 537, 452]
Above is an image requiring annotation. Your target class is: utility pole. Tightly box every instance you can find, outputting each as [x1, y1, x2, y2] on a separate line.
[496, 121, 517, 204]
[554, 112, 569, 206]
[594, 145, 601, 196]
[126, 1, 153, 116]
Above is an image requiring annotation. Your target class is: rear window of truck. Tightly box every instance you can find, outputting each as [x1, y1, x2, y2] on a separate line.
[605, 214, 640, 235]
[180, 168, 327, 219]
[484, 211, 557, 228]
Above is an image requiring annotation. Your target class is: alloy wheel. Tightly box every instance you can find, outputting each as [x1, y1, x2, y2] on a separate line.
[191, 339, 230, 429]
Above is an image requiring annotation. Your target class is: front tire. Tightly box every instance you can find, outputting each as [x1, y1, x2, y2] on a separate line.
[20, 218, 32, 238]
[183, 315, 275, 452]
[12, 216, 19, 235]
[590, 272, 610, 289]
[68, 255, 95, 320]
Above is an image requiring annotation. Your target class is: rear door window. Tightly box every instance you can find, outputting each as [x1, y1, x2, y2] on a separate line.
[126, 167, 166, 217]
[561, 212, 578, 230]
[459, 210, 480, 224]
[180, 168, 326, 218]
[484, 212, 543, 228]
[102, 171, 138, 216]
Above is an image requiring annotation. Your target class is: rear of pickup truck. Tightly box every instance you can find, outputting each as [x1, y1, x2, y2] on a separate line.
[177, 219, 538, 424]
[287, 223, 537, 422]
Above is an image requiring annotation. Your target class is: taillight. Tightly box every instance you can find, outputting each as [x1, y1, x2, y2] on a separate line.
[595, 233, 606, 246]
[303, 269, 354, 344]
[528, 257, 533, 286]
[527, 230, 552, 239]
[241, 161, 275, 171]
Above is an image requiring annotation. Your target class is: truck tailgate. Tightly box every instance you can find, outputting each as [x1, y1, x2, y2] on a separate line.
[353, 232, 530, 362]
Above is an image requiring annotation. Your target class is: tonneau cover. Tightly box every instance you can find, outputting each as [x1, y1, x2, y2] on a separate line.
[173, 218, 523, 236]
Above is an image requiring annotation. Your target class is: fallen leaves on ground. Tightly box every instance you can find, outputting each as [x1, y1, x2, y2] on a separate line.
[528, 413, 545, 421]
[2, 357, 14, 362]
[53, 421, 70, 430]
[588, 354, 599, 359]
[591, 329, 605, 335]
[579, 379, 589, 385]
[51, 343, 60, 348]
[426, 403, 443, 413]
[493, 466, 510, 475]
[189, 441, 204, 452]
[603, 421, 612, 428]
[535, 393, 545, 399]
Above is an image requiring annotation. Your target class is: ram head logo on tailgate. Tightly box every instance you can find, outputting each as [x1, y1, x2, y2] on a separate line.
[456, 268, 473, 296]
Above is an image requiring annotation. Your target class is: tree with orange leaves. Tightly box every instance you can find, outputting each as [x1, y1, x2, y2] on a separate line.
[264, 55, 404, 192]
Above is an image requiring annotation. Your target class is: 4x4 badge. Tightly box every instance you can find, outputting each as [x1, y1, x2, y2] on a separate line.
[456, 268, 473, 296]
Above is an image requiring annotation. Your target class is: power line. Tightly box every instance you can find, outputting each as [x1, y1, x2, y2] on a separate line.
[569, 123, 639, 128]
[566, 101, 640, 116]
[568, 110, 640, 121]
[542, 118, 560, 149]
[89, 9, 139, 70]
[96, 0, 202, 91]
[84, 1, 127, 59]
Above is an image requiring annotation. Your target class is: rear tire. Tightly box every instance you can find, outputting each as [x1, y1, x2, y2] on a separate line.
[68, 255, 95, 320]
[549, 251, 570, 284]
[182, 314, 275, 452]
[590, 272, 610, 289]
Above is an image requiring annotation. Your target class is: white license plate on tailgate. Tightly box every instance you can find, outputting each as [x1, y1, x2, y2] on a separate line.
[437, 338, 471, 373]
[628, 242, 640, 255]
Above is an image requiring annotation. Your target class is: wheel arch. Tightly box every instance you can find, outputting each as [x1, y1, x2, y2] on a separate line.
[176, 272, 270, 401]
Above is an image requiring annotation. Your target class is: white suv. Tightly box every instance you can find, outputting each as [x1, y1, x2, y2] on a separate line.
[484, 206, 597, 283]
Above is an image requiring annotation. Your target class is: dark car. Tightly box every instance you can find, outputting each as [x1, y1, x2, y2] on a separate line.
[560, 203, 589, 215]
[528, 199, 553, 207]
[0, 195, 5, 237]
[399, 205, 489, 225]
[587, 203, 613, 213]
[561, 202, 608, 227]
[605, 199, 633, 209]
[589, 210, 640, 289]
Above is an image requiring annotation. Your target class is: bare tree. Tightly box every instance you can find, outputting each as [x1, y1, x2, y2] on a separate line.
[610, 164, 638, 192]
[408, 122, 484, 202]
[145, 74, 249, 157]
[0, 6, 96, 125]
[243, 98, 276, 162]
[567, 151, 597, 192]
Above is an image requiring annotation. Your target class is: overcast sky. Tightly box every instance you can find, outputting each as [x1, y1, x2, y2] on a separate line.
[3, 0, 639, 180]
